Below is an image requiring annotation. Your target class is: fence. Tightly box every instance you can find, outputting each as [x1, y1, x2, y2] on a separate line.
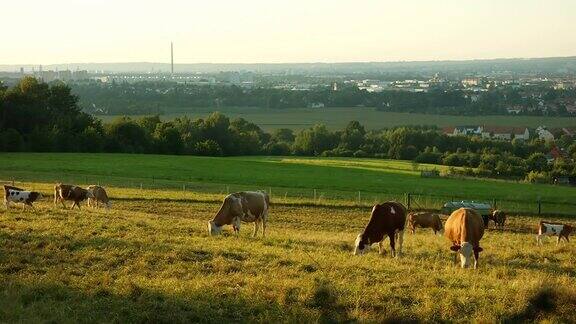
[1, 170, 574, 217]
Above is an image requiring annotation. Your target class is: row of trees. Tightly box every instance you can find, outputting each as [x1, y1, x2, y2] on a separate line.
[71, 81, 576, 116]
[2, 78, 576, 182]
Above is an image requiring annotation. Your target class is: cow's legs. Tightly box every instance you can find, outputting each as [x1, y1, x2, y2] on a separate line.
[557, 235, 561, 245]
[232, 217, 241, 234]
[473, 249, 479, 269]
[252, 220, 260, 237]
[378, 241, 386, 255]
[388, 232, 396, 258]
[536, 234, 542, 245]
[261, 211, 268, 237]
[396, 230, 404, 257]
[5, 200, 9, 210]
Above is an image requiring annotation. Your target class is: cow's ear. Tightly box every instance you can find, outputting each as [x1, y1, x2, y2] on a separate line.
[450, 245, 460, 251]
[474, 247, 483, 252]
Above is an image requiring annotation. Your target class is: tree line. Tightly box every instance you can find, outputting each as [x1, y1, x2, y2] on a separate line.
[2, 77, 575, 182]
[71, 81, 576, 116]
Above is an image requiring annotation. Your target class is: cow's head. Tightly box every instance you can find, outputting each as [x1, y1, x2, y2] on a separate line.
[451, 242, 482, 268]
[208, 220, 222, 236]
[353, 233, 370, 255]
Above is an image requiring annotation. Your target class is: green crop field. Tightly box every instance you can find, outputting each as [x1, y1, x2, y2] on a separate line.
[97, 107, 576, 130]
[0, 182, 574, 322]
[1, 153, 575, 216]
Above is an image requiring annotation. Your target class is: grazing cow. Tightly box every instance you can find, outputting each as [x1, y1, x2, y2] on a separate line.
[4, 185, 43, 209]
[408, 211, 443, 234]
[444, 208, 485, 269]
[489, 210, 506, 229]
[86, 185, 112, 209]
[54, 183, 93, 209]
[537, 221, 573, 245]
[353, 201, 406, 257]
[208, 191, 270, 237]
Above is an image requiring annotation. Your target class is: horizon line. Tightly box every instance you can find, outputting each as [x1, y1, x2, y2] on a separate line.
[2, 54, 576, 67]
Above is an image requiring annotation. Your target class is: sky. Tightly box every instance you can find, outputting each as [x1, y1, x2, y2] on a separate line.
[2, 0, 576, 65]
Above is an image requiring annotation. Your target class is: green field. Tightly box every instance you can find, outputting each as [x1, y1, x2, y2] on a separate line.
[97, 107, 576, 130]
[1, 153, 576, 216]
[1, 181, 575, 322]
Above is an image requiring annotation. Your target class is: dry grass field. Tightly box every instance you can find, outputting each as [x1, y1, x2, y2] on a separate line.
[1, 183, 574, 322]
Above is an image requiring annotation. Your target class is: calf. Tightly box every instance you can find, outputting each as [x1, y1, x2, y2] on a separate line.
[408, 212, 443, 234]
[54, 183, 93, 210]
[537, 221, 573, 245]
[353, 201, 406, 257]
[4, 185, 43, 209]
[86, 185, 112, 209]
[489, 210, 506, 229]
[444, 208, 485, 269]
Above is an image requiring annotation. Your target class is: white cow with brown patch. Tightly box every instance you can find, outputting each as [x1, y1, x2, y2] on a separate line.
[537, 221, 573, 245]
[444, 208, 485, 269]
[208, 191, 270, 237]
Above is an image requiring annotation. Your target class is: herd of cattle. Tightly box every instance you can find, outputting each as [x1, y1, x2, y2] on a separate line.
[3, 185, 573, 269]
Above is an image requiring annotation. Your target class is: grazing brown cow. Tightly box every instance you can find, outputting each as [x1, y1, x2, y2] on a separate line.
[537, 221, 573, 245]
[353, 201, 406, 257]
[208, 191, 270, 237]
[54, 183, 93, 209]
[87, 185, 112, 209]
[408, 212, 443, 234]
[444, 208, 485, 269]
[489, 210, 506, 229]
[4, 185, 43, 209]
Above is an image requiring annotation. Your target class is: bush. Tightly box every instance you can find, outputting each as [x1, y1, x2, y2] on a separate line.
[525, 171, 551, 184]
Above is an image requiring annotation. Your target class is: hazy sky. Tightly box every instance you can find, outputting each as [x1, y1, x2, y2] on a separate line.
[2, 0, 576, 64]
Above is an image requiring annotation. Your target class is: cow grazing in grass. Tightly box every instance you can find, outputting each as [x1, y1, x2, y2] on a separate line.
[537, 221, 573, 245]
[444, 208, 485, 269]
[4, 185, 43, 209]
[87, 185, 111, 209]
[54, 183, 93, 209]
[208, 191, 270, 237]
[408, 211, 443, 235]
[489, 210, 506, 229]
[353, 201, 406, 257]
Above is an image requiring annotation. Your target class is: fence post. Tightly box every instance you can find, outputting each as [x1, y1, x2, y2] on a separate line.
[407, 193, 412, 210]
[182, 184, 186, 191]
[357, 191, 361, 205]
[140, 183, 143, 190]
[313, 189, 317, 202]
[537, 196, 541, 215]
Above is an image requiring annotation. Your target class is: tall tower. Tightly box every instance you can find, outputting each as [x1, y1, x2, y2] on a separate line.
[170, 42, 174, 75]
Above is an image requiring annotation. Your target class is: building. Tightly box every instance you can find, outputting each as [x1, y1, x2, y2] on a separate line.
[443, 125, 530, 141]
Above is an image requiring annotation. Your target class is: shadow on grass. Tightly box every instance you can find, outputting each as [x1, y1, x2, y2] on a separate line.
[0, 279, 318, 323]
[504, 287, 576, 323]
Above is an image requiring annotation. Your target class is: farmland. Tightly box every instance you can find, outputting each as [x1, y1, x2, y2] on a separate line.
[1, 181, 575, 322]
[96, 107, 576, 131]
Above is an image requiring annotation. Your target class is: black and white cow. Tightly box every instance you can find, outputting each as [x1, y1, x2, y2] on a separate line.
[4, 185, 43, 209]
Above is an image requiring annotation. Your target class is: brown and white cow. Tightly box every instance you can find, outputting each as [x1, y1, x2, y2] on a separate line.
[489, 210, 506, 229]
[353, 201, 406, 257]
[208, 191, 270, 237]
[4, 185, 43, 209]
[444, 208, 485, 269]
[537, 221, 573, 245]
[86, 185, 112, 209]
[54, 183, 93, 210]
[408, 211, 443, 235]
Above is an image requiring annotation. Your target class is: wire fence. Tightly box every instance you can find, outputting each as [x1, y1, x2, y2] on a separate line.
[1, 170, 575, 217]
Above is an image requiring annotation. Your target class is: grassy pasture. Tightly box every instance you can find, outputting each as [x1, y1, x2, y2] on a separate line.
[1, 153, 576, 216]
[96, 107, 576, 131]
[0, 183, 575, 322]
